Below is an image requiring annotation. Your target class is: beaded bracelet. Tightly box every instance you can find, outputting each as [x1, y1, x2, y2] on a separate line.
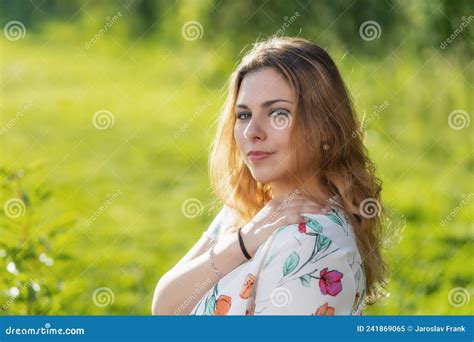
[208, 241, 224, 279]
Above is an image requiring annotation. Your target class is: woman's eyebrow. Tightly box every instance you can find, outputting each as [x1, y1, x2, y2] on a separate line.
[235, 99, 293, 109]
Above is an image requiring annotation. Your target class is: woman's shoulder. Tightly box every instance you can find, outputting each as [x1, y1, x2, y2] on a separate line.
[259, 203, 366, 314]
[271, 199, 358, 257]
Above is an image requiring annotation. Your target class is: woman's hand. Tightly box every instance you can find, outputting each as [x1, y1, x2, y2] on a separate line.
[240, 193, 330, 257]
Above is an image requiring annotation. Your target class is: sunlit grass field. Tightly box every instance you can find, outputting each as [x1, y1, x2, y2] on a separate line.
[0, 28, 472, 315]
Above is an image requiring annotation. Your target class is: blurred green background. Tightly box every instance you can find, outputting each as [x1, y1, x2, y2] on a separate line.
[0, 0, 472, 315]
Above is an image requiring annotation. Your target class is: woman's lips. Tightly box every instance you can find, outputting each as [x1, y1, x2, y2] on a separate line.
[248, 152, 274, 161]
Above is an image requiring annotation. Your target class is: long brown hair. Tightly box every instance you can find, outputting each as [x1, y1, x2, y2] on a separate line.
[209, 36, 388, 305]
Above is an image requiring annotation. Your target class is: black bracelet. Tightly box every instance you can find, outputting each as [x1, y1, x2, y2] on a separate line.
[238, 227, 252, 260]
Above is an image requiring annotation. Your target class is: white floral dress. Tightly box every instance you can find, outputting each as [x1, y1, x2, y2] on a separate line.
[191, 197, 366, 315]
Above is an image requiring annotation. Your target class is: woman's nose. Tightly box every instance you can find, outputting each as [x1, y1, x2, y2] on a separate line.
[243, 117, 267, 141]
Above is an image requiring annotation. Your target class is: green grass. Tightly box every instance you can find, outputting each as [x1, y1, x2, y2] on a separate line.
[0, 31, 472, 315]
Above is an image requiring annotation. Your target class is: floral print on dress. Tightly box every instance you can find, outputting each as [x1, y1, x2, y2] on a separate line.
[313, 302, 336, 315]
[319, 268, 344, 296]
[191, 198, 366, 315]
[239, 273, 256, 299]
[197, 284, 233, 315]
[214, 295, 232, 315]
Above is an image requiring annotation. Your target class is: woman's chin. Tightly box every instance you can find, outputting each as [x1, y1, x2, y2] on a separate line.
[249, 172, 277, 184]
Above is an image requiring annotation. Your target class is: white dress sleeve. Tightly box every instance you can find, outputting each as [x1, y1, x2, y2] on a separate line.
[252, 227, 357, 315]
[201, 205, 228, 243]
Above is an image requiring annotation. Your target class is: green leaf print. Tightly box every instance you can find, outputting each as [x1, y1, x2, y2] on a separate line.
[317, 234, 331, 251]
[326, 212, 343, 227]
[355, 268, 361, 282]
[204, 285, 219, 315]
[299, 274, 311, 287]
[263, 252, 276, 270]
[212, 223, 221, 235]
[283, 251, 300, 276]
[204, 294, 216, 315]
[307, 219, 323, 233]
[327, 210, 348, 235]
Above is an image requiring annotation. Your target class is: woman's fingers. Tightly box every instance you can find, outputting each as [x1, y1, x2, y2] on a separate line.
[257, 194, 334, 239]
[272, 204, 329, 226]
[295, 204, 328, 215]
[279, 198, 328, 209]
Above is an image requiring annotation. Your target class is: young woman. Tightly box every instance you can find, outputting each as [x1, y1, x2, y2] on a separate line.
[152, 36, 387, 315]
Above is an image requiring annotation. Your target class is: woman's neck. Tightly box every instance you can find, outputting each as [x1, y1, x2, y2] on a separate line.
[270, 176, 330, 202]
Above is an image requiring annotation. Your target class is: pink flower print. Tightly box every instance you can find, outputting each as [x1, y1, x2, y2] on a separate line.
[319, 267, 343, 296]
[298, 223, 306, 233]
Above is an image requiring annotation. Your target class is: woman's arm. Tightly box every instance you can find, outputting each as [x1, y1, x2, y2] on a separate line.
[169, 206, 227, 270]
[171, 235, 213, 270]
[151, 231, 248, 315]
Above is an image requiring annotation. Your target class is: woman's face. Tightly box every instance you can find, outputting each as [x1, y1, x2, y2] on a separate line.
[234, 67, 298, 185]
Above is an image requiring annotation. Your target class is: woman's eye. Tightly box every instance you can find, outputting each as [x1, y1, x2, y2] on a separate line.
[269, 109, 290, 117]
[236, 112, 251, 120]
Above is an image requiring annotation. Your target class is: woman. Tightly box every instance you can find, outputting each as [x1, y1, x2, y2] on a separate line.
[152, 36, 387, 315]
